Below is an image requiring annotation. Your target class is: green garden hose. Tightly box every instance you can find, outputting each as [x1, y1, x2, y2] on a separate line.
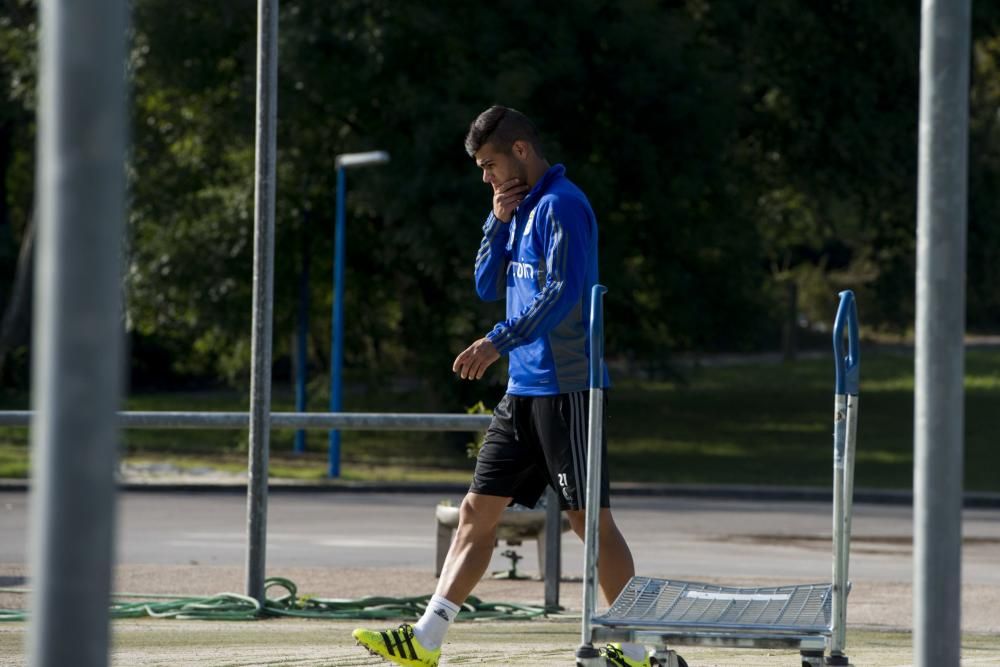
[0, 576, 546, 623]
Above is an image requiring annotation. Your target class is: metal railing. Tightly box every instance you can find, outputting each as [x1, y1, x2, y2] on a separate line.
[0, 411, 492, 431]
[3, 409, 565, 610]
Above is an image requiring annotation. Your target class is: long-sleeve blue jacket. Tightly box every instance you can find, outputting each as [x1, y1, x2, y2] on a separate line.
[474, 164, 609, 396]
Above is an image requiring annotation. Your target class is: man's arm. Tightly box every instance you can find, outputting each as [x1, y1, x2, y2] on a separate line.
[473, 213, 510, 301]
[473, 178, 527, 301]
[485, 197, 590, 355]
[455, 178, 529, 380]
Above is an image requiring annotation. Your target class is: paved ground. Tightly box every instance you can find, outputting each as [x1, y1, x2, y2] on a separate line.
[3, 491, 999, 588]
[1, 490, 999, 664]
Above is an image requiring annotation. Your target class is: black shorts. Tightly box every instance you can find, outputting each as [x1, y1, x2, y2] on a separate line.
[470, 391, 610, 511]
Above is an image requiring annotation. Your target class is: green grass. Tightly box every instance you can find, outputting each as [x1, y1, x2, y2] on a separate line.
[0, 442, 29, 478]
[0, 384, 477, 481]
[122, 453, 474, 483]
[2, 347, 1000, 491]
[605, 347, 1000, 491]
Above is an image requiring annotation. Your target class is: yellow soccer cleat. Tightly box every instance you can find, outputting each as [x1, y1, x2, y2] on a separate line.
[353, 623, 441, 667]
[601, 643, 659, 667]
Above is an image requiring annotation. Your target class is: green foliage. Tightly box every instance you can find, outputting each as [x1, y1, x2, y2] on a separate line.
[0, 2, 36, 296]
[4, 1, 1000, 399]
[126, 1, 259, 385]
[969, 32, 1000, 328]
[464, 400, 492, 459]
[722, 2, 922, 329]
[122, 0, 779, 397]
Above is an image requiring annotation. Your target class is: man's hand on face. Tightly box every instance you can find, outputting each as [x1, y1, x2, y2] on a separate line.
[492, 178, 529, 223]
[452, 337, 500, 380]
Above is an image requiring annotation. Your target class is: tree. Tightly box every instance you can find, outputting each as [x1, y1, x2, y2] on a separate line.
[16, 0, 993, 405]
[0, 0, 37, 384]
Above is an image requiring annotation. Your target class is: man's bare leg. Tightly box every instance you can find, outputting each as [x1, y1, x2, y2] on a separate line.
[351, 492, 510, 663]
[566, 508, 636, 605]
[436, 492, 511, 605]
[566, 508, 650, 663]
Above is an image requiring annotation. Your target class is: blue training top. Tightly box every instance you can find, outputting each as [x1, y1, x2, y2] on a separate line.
[475, 164, 609, 396]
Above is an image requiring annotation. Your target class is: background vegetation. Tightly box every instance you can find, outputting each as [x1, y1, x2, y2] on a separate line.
[4, 347, 999, 492]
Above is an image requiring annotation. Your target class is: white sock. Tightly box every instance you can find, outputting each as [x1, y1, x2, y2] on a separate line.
[619, 642, 648, 663]
[413, 595, 461, 650]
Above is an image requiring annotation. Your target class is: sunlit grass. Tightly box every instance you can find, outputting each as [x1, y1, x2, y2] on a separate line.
[1, 347, 999, 491]
[0, 443, 29, 479]
[861, 377, 914, 392]
[857, 450, 913, 465]
[966, 374, 1000, 391]
[606, 346, 1000, 491]
[123, 453, 474, 483]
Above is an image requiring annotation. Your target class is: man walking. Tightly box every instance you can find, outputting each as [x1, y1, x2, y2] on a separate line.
[354, 106, 653, 667]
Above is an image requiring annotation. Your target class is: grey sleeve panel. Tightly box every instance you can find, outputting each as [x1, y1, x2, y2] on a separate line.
[547, 300, 589, 393]
[495, 258, 507, 297]
[475, 212, 510, 302]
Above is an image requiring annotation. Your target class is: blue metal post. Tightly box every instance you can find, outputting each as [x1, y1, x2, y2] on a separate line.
[831, 290, 860, 659]
[325, 151, 388, 477]
[328, 166, 346, 477]
[294, 227, 309, 454]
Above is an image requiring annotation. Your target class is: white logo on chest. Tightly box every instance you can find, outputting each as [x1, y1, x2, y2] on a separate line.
[509, 261, 535, 280]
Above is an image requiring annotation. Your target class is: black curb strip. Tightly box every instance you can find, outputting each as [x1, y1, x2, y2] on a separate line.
[1, 479, 998, 507]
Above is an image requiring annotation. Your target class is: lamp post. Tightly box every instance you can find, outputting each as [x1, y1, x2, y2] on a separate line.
[293, 221, 309, 454]
[329, 150, 390, 478]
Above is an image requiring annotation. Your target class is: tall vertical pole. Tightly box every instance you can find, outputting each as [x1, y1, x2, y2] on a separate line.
[325, 152, 389, 478]
[914, 0, 970, 664]
[328, 167, 346, 478]
[830, 290, 860, 661]
[246, 0, 279, 605]
[27, 1, 127, 665]
[577, 285, 607, 663]
[543, 487, 562, 611]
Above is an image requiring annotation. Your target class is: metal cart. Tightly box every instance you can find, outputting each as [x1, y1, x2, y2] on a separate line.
[576, 288, 860, 667]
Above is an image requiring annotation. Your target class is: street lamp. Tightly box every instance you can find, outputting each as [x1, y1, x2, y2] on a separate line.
[328, 150, 390, 477]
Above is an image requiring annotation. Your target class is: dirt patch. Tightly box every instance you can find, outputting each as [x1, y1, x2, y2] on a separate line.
[3, 563, 1000, 632]
[2, 563, 999, 665]
[1, 618, 999, 666]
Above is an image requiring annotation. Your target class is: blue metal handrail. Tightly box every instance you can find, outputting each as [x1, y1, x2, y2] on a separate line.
[588, 284, 608, 390]
[833, 290, 860, 396]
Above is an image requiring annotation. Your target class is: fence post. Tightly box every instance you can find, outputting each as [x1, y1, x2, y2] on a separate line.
[246, 0, 279, 605]
[914, 0, 970, 664]
[27, 1, 127, 664]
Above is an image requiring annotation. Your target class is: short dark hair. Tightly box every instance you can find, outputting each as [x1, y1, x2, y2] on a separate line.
[464, 105, 544, 158]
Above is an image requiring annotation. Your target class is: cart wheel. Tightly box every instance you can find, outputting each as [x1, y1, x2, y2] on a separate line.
[801, 649, 824, 667]
[574, 646, 604, 667]
[677, 657, 689, 667]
